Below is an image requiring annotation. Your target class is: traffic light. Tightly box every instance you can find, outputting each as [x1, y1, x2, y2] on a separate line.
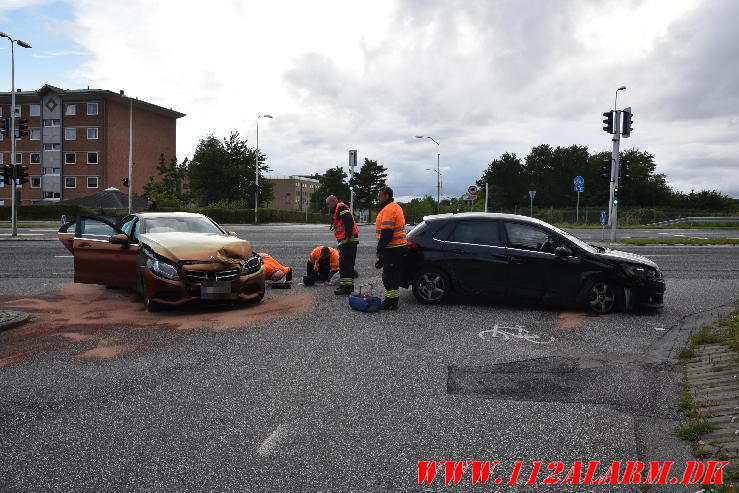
[602, 110, 614, 134]
[622, 108, 633, 138]
[2, 164, 12, 185]
[122, 177, 129, 187]
[0, 118, 9, 138]
[613, 187, 619, 205]
[601, 159, 611, 180]
[349, 178, 354, 191]
[16, 118, 29, 138]
[16, 165, 29, 185]
[620, 159, 631, 182]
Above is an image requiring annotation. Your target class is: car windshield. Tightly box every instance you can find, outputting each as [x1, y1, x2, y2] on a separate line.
[544, 223, 598, 254]
[143, 217, 224, 235]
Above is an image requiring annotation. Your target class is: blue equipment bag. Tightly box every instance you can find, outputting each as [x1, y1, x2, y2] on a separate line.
[349, 284, 381, 313]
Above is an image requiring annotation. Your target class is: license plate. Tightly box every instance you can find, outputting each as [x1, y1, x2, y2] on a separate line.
[200, 281, 233, 299]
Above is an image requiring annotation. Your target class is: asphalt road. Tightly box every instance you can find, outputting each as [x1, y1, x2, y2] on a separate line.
[1, 225, 738, 492]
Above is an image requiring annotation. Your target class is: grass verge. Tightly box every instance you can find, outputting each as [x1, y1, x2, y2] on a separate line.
[621, 238, 739, 246]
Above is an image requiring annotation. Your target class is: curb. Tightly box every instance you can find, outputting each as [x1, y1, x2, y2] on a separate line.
[0, 310, 30, 331]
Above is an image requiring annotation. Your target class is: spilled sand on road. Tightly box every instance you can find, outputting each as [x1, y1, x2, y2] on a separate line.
[0, 283, 315, 367]
[555, 311, 593, 329]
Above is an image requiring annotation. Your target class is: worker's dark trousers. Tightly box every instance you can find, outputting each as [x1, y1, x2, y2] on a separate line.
[338, 241, 358, 287]
[306, 261, 336, 282]
[381, 245, 407, 299]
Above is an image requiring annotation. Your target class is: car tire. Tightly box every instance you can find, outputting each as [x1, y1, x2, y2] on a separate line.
[412, 267, 451, 305]
[137, 273, 161, 312]
[585, 279, 623, 315]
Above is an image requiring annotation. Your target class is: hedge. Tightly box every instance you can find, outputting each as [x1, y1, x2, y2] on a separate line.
[0, 204, 95, 221]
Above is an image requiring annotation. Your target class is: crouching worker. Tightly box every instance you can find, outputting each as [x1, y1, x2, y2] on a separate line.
[257, 252, 293, 287]
[303, 246, 340, 286]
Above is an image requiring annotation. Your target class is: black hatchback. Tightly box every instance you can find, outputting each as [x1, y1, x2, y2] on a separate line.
[401, 213, 665, 314]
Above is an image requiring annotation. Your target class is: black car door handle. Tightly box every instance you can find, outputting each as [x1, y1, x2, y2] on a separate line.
[449, 248, 464, 254]
[504, 255, 524, 264]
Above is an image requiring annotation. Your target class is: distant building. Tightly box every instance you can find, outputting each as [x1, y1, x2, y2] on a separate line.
[0, 84, 184, 205]
[265, 175, 320, 211]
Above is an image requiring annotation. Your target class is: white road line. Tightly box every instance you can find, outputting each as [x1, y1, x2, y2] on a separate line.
[257, 424, 286, 457]
[0, 233, 43, 236]
[54, 255, 73, 258]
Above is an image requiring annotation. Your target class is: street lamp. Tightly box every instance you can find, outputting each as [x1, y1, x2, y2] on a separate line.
[415, 135, 440, 213]
[425, 168, 443, 198]
[614, 85, 626, 112]
[254, 114, 273, 224]
[0, 32, 32, 237]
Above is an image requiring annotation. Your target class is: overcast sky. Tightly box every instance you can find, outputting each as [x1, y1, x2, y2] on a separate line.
[2, 0, 737, 200]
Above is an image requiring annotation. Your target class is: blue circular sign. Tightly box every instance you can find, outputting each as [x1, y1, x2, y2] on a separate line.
[574, 176, 585, 186]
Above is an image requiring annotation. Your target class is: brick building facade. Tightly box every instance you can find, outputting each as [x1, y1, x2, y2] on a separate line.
[265, 175, 320, 211]
[0, 84, 184, 205]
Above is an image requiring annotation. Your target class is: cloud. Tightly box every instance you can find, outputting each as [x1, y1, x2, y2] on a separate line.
[62, 0, 738, 199]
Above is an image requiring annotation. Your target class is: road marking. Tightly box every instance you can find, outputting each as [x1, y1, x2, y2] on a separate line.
[0, 233, 43, 236]
[479, 324, 554, 344]
[654, 327, 666, 331]
[29, 228, 57, 232]
[257, 424, 286, 456]
[54, 255, 73, 258]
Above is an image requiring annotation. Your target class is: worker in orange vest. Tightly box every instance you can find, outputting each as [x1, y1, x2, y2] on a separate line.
[326, 194, 359, 295]
[303, 245, 340, 286]
[257, 252, 293, 284]
[375, 186, 407, 310]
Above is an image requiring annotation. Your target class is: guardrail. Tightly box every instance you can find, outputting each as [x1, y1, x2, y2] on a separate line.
[647, 217, 739, 226]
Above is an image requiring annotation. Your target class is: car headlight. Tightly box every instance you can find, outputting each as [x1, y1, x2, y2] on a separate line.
[147, 259, 180, 280]
[621, 263, 650, 280]
[240, 254, 263, 275]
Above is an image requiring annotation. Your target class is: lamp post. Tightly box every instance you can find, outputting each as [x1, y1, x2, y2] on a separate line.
[254, 114, 273, 224]
[415, 135, 440, 213]
[0, 32, 32, 237]
[425, 168, 443, 205]
[609, 86, 626, 241]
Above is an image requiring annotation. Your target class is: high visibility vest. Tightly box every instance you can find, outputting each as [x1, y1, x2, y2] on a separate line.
[332, 202, 358, 242]
[257, 253, 290, 279]
[375, 201, 407, 248]
[308, 246, 340, 272]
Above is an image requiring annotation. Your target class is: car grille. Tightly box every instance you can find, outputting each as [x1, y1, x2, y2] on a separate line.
[646, 269, 663, 281]
[241, 254, 262, 275]
[185, 268, 240, 283]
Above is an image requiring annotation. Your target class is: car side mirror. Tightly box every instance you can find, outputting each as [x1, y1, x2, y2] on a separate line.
[228, 231, 238, 237]
[109, 233, 130, 244]
[555, 245, 572, 258]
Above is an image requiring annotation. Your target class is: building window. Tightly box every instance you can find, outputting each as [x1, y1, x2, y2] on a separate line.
[31, 153, 40, 164]
[87, 103, 98, 115]
[30, 128, 41, 140]
[87, 176, 98, 188]
[43, 143, 61, 151]
[87, 152, 98, 164]
[31, 177, 41, 188]
[65, 152, 76, 164]
[15, 153, 22, 164]
[65, 128, 76, 140]
[65, 177, 76, 188]
[65, 104, 76, 116]
[44, 192, 61, 199]
[30, 104, 41, 117]
[43, 119, 61, 127]
[87, 127, 98, 140]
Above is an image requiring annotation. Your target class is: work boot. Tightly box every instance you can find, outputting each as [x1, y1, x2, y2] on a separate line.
[334, 284, 353, 295]
[380, 298, 398, 310]
[286, 267, 293, 282]
[352, 269, 359, 278]
[303, 275, 315, 286]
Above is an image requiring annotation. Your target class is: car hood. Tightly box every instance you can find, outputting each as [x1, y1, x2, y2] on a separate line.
[596, 248, 659, 270]
[139, 232, 254, 264]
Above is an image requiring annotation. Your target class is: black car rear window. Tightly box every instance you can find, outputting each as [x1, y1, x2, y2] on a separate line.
[432, 222, 456, 241]
[448, 221, 501, 246]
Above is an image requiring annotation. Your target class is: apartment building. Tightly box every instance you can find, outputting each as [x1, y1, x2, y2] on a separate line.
[0, 84, 184, 205]
[265, 175, 320, 211]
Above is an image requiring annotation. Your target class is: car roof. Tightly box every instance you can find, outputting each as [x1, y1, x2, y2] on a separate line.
[135, 212, 207, 219]
[421, 212, 554, 228]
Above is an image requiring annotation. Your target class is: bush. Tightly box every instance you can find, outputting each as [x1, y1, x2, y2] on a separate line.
[0, 204, 96, 221]
[155, 206, 330, 225]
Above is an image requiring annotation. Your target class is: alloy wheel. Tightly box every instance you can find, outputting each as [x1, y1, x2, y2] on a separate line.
[417, 271, 447, 302]
[588, 282, 615, 314]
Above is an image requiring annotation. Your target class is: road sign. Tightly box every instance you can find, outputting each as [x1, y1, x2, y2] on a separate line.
[528, 190, 536, 199]
[574, 176, 584, 186]
[349, 150, 357, 168]
[599, 211, 607, 225]
[462, 193, 476, 201]
[574, 185, 584, 192]
[468, 185, 478, 194]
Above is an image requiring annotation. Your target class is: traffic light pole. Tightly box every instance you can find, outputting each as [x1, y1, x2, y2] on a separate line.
[609, 110, 622, 242]
[10, 40, 17, 237]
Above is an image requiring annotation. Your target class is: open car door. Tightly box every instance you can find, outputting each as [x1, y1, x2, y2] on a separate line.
[69, 216, 139, 288]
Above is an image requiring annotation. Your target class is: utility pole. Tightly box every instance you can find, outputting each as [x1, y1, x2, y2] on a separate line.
[609, 110, 622, 242]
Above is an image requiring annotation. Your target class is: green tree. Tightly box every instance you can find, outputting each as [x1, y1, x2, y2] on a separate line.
[399, 195, 436, 223]
[476, 152, 527, 210]
[187, 132, 273, 207]
[354, 158, 388, 220]
[310, 166, 350, 211]
[143, 153, 189, 207]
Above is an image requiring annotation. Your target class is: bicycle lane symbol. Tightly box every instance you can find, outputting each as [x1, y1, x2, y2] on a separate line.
[478, 324, 555, 345]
